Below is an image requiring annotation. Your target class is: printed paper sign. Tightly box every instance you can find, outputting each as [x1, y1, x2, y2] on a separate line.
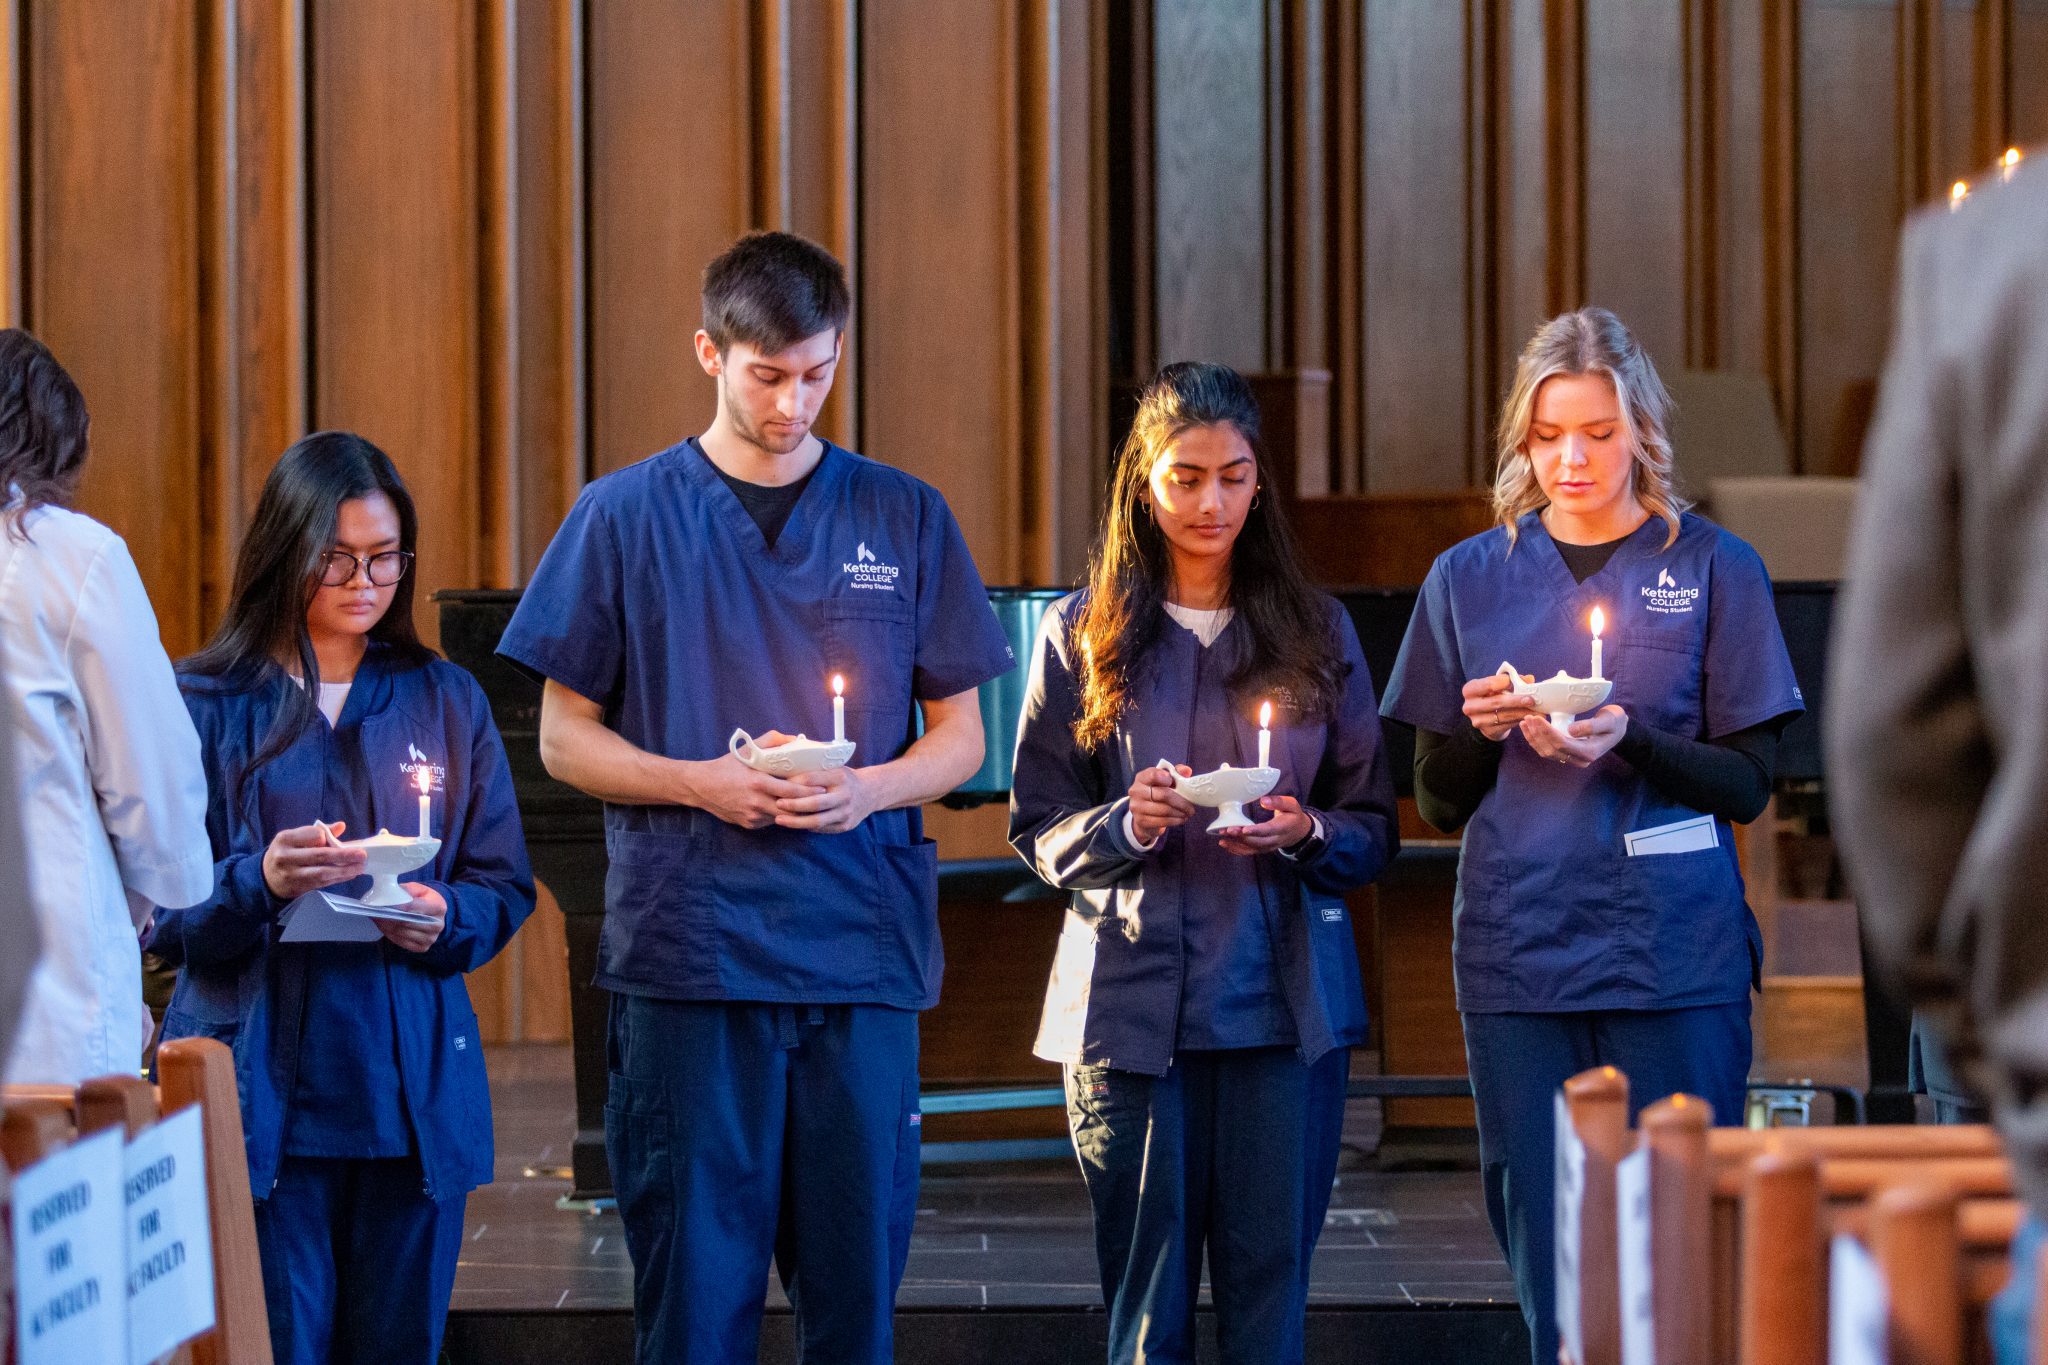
[1828, 1234, 1887, 1365]
[11, 1126, 127, 1365]
[1624, 815, 1719, 857]
[1554, 1092, 1587, 1363]
[125, 1105, 216, 1364]
[1616, 1146, 1655, 1365]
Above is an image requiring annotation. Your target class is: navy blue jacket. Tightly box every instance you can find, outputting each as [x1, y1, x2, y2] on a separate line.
[148, 647, 535, 1201]
[1009, 593, 1398, 1076]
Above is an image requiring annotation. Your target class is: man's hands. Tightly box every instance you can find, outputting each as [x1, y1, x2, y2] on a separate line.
[681, 732, 879, 834]
[263, 822, 368, 900]
[772, 765, 879, 834]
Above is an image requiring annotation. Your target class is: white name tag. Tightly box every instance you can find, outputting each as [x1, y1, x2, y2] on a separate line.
[12, 1127, 127, 1365]
[125, 1106, 216, 1364]
[1624, 815, 1718, 857]
[1554, 1092, 1587, 1364]
[1617, 1146, 1655, 1365]
[1828, 1234, 1888, 1365]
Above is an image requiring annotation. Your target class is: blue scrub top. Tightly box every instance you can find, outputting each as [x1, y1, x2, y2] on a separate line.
[1381, 511, 1804, 1013]
[284, 680, 414, 1157]
[497, 438, 1015, 1008]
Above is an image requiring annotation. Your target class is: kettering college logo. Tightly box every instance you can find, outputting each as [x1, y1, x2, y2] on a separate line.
[401, 742, 446, 792]
[843, 541, 902, 592]
[1641, 566, 1702, 615]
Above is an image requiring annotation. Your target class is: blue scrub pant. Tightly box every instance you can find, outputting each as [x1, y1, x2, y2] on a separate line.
[251, 1155, 466, 1365]
[1461, 1003, 1751, 1365]
[1063, 1046, 1350, 1365]
[605, 995, 921, 1365]
[1991, 1212, 2046, 1364]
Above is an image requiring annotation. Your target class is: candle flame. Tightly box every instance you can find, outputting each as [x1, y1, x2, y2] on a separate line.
[2004, 147, 2023, 170]
[416, 767, 431, 795]
[832, 674, 844, 697]
[1258, 700, 1272, 728]
[1951, 179, 1970, 207]
[1590, 606, 1604, 638]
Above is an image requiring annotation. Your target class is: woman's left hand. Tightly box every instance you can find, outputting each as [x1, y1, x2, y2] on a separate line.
[380, 882, 448, 953]
[1518, 704, 1628, 768]
[1217, 794, 1315, 856]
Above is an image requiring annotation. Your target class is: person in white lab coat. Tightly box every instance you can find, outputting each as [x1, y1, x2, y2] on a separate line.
[0, 327, 211, 1085]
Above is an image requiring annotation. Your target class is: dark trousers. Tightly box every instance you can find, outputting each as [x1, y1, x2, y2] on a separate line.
[1063, 1046, 1350, 1365]
[1461, 1003, 1752, 1365]
[605, 995, 922, 1365]
[252, 1155, 466, 1365]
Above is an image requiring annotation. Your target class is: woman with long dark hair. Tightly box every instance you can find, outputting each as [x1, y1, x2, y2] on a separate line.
[147, 431, 534, 1365]
[1009, 362, 1398, 1365]
[0, 327, 211, 1086]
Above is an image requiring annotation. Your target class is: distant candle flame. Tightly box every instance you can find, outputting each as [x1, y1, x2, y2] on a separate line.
[832, 674, 845, 697]
[1258, 700, 1273, 728]
[1951, 179, 1970, 208]
[1590, 606, 1604, 638]
[2004, 147, 2023, 170]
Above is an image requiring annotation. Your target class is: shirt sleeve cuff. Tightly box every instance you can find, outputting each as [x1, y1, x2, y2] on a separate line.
[1120, 808, 1161, 855]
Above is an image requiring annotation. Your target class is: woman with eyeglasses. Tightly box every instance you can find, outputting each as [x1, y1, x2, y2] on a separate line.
[147, 431, 534, 1365]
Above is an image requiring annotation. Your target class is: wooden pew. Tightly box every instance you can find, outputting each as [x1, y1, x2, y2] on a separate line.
[1, 1039, 271, 1364]
[1554, 1067, 2015, 1365]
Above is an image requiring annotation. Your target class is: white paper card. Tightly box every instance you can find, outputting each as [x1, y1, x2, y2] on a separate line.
[11, 1126, 127, 1365]
[279, 890, 437, 943]
[1828, 1234, 1887, 1365]
[125, 1106, 216, 1365]
[1624, 814, 1718, 857]
[1617, 1146, 1655, 1365]
[1554, 1092, 1586, 1364]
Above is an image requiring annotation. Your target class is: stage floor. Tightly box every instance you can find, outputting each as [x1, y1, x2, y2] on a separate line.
[452, 1046, 1520, 1318]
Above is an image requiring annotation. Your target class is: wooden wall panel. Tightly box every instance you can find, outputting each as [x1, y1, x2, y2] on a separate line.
[1152, 0, 1265, 372]
[1361, 0, 1471, 491]
[2017, 0, 2048, 142]
[861, 2, 1018, 574]
[1716, 0, 1770, 379]
[586, 0, 748, 475]
[1795, 0, 1901, 476]
[1583, 0, 1688, 367]
[31, 0, 204, 651]
[310, 0, 482, 633]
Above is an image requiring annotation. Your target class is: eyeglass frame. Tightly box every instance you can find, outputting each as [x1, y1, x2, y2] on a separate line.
[318, 548, 415, 588]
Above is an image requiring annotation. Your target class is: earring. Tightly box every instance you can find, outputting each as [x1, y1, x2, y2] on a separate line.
[1251, 489, 1262, 510]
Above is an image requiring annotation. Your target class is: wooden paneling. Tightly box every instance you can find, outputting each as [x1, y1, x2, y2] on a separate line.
[1584, 0, 1688, 367]
[2017, 0, 2048, 143]
[32, 0, 204, 647]
[1151, 0, 1265, 372]
[585, 0, 746, 475]
[1361, 1, 1470, 492]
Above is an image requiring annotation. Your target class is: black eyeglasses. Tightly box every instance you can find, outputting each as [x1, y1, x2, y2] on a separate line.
[319, 549, 415, 587]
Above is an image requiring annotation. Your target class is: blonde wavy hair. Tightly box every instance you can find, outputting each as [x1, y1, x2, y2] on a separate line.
[1491, 306, 1687, 548]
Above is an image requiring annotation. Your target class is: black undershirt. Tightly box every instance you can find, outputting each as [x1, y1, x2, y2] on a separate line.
[699, 441, 816, 549]
[1411, 530, 1785, 833]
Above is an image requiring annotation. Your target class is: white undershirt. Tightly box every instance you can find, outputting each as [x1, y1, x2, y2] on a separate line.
[290, 675, 354, 727]
[1163, 602, 1233, 648]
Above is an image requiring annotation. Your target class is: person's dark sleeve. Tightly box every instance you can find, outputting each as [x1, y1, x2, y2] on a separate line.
[1613, 718, 1783, 824]
[1412, 725, 1503, 834]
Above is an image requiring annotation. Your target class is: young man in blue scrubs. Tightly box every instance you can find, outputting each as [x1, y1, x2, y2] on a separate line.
[497, 231, 1014, 1365]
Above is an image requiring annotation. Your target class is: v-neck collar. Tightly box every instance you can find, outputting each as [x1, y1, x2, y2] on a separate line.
[681, 435, 843, 564]
[1522, 510, 1661, 633]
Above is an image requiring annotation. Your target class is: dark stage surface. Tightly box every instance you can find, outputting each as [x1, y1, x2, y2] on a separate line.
[444, 1046, 1528, 1363]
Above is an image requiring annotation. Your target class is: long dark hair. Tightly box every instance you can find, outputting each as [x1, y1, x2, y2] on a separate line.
[0, 328, 90, 540]
[183, 431, 432, 775]
[1070, 362, 1345, 750]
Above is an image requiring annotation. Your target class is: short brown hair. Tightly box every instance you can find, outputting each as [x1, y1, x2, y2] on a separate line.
[701, 231, 850, 355]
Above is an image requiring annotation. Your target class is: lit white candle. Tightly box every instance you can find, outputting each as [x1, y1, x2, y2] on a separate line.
[416, 767, 432, 839]
[1257, 700, 1272, 769]
[1590, 606, 1605, 680]
[832, 674, 846, 743]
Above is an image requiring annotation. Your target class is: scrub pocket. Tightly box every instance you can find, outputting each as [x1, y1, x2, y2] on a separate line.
[604, 1070, 674, 1271]
[871, 836, 942, 1004]
[599, 828, 709, 988]
[1615, 628, 1704, 735]
[888, 1070, 922, 1283]
[824, 596, 916, 714]
[1627, 845, 1750, 999]
[1306, 895, 1368, 1042]
[1066, 1064, 1146, 1150]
